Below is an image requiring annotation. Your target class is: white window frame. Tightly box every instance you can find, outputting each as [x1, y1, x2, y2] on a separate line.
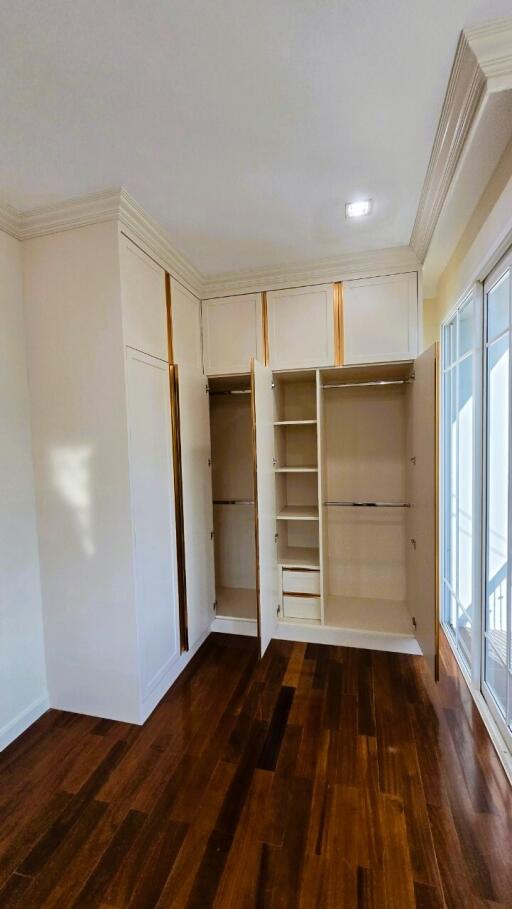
[481, 250, 512, 750]
[440, 287, 483, 678]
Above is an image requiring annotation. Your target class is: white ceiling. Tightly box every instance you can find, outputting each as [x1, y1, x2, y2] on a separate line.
[1, 0, 511, 276]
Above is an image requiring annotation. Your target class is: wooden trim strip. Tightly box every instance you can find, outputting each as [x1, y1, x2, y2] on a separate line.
[333, 282, 344, 366]
[339, 281, 345, 366]
[165, 272, 174, 365]
[262, 292, 269, 366]
[169, 364, 189, 652]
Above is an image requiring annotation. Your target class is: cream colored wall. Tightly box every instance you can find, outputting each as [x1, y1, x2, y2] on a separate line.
[424, 136, 512, 338]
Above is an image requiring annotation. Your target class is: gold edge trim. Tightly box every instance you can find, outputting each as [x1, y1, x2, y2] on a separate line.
[262, 291, 269, 366]
[333, 282, 344, 366]
[169, 364, 189, 652]
[250, 359, 262, 651]
[339, 282, 345, 366]
[165, 272, 174, 365]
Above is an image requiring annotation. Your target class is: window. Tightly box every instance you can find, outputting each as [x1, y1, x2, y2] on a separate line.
[483, 256, 512, 743]
[441, 296, 475, 668]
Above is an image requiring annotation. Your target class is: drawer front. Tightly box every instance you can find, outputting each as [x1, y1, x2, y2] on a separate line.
[283, 594, 321, 622]
[282, 569, 320, 596]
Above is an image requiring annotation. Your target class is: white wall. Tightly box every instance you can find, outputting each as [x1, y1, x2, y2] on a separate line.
[0, 230, 48, 750]
[23, 222, 141, 723]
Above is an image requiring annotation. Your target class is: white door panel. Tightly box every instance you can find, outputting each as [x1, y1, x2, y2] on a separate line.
[406, 343, 438, 678]
[126, 349, 180, 698]
[267, 284, 335, 369]
[177, 364, 215, 646]
[343, 272, 418, 365]
[252, 358, 278, 656]
[120, 236, 168, 361]
[203, 293, 262, 375]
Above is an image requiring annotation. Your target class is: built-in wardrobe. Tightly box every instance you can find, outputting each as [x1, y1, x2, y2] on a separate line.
[206, 348, 438, 677]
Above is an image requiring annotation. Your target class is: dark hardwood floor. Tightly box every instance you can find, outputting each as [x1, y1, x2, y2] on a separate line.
[0, 631, 511, 908]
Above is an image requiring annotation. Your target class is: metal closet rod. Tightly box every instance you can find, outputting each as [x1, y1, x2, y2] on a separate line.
[213, 499, 255, 505]
[322, 378, 411, 390]
[208, 389, 251, 396]
[324, 501, 411, 508]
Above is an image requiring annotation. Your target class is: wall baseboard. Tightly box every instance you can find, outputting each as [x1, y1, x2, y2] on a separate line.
[0, 694, 50, 752]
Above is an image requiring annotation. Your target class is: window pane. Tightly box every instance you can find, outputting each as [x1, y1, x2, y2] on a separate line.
[485, 640, 507, 715]
[485, 331, 509, 717]
[444, 583, 456, 636]
[443, 368, 457, 593]
[444, 318, 457, 368]
[458, 299, 474, 357]
[457, 354, 473, 661]
[487, 272, 510, 341]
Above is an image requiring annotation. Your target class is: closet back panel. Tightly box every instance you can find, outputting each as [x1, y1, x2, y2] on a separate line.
[213, 505, 256, 590]
[326, 507, 407, 601]
[324, 386, 406, 502]
[276, 379, 317, 421]
[276, 424, 318, 467]
[210, 396, 253, 500]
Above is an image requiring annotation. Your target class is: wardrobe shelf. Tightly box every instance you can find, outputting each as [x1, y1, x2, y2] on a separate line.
[276, 506, 319, 521]
[274, 466, 318, 473]
[274, 420, 317, 426]
[277, 546, 320, 569]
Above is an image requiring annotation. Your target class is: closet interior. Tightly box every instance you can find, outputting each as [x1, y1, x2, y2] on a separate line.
[271, 357, 436, 657]
[320, 362, 414, 638]
[208, 375, 257, 623]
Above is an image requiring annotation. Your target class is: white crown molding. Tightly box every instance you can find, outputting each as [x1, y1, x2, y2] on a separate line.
[0, 201, 22, 238]
[410, 17, 512, 264]
[117, 189, 203, 296]
[1, 188, 420, 300]
[0, 188, 203, 296]
[201, 245, 420, 299]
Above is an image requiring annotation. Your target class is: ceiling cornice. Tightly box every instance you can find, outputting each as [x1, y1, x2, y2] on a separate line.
[410, 17, 512, 263]
[0, 188, 204, 296]
[0, 201, 22, 238]
[0, 188, 420, 300]
[201, 245, 420, 299]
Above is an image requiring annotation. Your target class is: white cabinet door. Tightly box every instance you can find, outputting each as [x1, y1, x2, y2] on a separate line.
[267, 284, 335, 370]
[342, 272, 418, 365]
[251, 358, 278, 657]
[176, 366, 215, 648]
[125, 349, 180, 701]
[120, 236, 168, 362]
[170, 278, 203, 371]
[406, 343, 439, 679]
[202, 293, 263, 375]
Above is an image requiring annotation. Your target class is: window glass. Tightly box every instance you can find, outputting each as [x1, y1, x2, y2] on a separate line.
[487, 273, 509, 341]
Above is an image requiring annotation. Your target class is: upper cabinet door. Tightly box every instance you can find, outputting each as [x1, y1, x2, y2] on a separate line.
[170, 279, 203, 371]
[251, 358, 278, 658]
[202, 293, 263, 375]
[342, 272, 418, 365]
[120, 236, 168, 362]
[267, 284, 335, 370]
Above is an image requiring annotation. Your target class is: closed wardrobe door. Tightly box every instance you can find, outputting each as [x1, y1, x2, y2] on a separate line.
[126, 348, 180, 701]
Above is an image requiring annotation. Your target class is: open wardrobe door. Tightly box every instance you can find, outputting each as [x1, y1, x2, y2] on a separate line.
[251, 358, 278, 658]
[407, 343, 440, 679]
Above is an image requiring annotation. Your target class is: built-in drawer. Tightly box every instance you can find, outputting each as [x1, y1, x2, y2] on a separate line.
[282, 594, 321, 622]
[282, 568, 320, 596]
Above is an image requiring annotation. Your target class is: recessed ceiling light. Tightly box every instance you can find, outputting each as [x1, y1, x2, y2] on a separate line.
[346, 199, 372, 219]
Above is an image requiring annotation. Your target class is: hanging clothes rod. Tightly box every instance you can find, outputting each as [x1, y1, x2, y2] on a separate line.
[208, 389, 251, 396]
[324, 501, 411, 508]
[322, 379, 410, 390]
[213, 499, 255, 505]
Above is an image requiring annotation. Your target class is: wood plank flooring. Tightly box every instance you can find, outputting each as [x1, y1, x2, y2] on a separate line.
[0, 631, 511, 908]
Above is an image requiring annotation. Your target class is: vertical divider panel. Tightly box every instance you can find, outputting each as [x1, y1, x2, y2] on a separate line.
[316, 370, 326, 623]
